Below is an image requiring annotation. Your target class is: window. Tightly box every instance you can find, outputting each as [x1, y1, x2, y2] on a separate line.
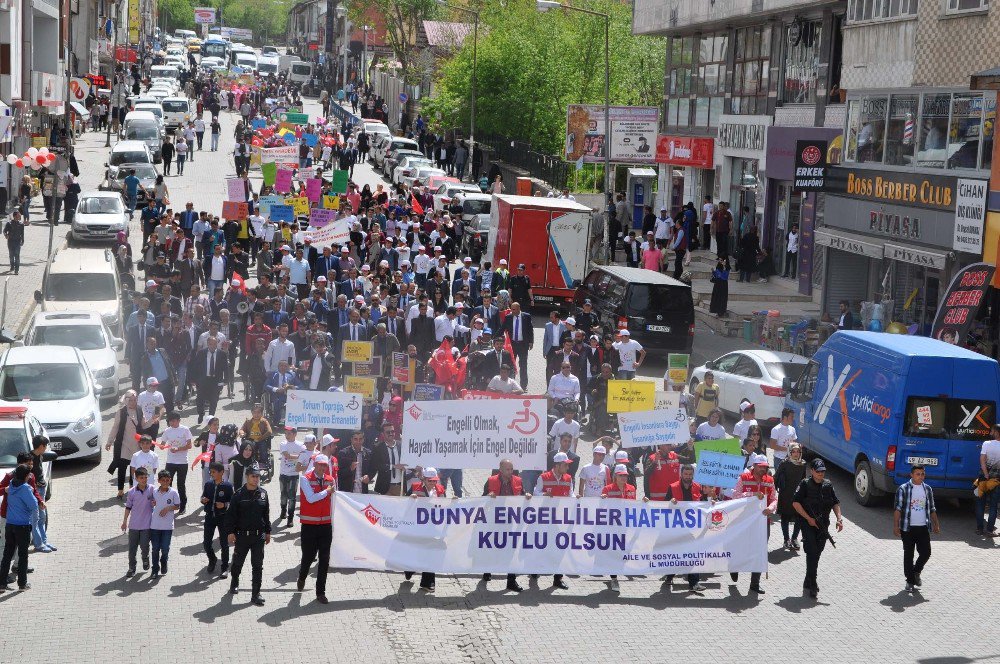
[792, 361, 819, 401]
[625, 284, 692, 313]
[712, 354, 742, 374]
[732, 355, 763, 379]
[666, 34, 724, 129]
[847, 0, 919, 22]
[782, 21, 823, 104]
[0, 364, 89, 401]
[947, 0, 988, 13]
[915, 93, 951, 168]
[845, 96, 887, 163]
[947, 94, 984, 170]
[885, 95, 918, 166]
[904, 397, 995, 440]
[982, 96, 996, 171]
[732, 26, 771, 116]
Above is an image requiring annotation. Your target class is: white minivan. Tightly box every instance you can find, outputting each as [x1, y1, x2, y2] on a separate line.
[150, 65, 181, 82]
[122, 110, 162, 161]
[161, 97, 192, 131]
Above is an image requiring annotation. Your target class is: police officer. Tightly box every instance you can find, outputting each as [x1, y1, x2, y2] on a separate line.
[792, 458, 843, 599]
[225, 466, 271, 606]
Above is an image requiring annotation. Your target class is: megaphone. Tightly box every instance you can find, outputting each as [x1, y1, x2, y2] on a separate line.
[237, 301, 250, 314]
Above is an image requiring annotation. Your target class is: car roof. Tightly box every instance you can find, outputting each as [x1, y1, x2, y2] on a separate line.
[31, 311, 104, 327]
[729, 349, 808, 364]
[3, 345, 82, 365]
[596, 264, 690, 289]
[124, 110, 156, 119]
[460, 192, 492, 200]
[48, 247, 116, 275]
[112, 140, 149, 151]
[80, 190, 122, 199]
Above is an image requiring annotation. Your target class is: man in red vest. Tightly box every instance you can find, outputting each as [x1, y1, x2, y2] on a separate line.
[530, 452, 574, 590]
[730, 453, 777, 595]
[665, 463, 707, 592]
[602, 463, 641, 594]
[644, 444, 680, 501]
[405, 467, 446, 592]
[296, 454, 336, 604]
[481, 459, 527, 593]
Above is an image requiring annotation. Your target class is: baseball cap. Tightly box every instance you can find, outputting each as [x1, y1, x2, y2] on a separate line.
[361, 264, 371, 271]
[619, 329, 631, 336]
[281, 244, 291, 251]
[565, 317, 576, 326]
[750, 453, 769, 467]
[455, 302, 465, 309]
[614, 463, 629, 476]
[321, 434, 339, 446]
[499, 259, 508, 265]
[463, 256, 472, 263]
[483, 327, 493, 335]
[740, 401, 755, 413]
[811, 458, 827, 472]
[284, 424, 297, 431]
[341, 246, 349, 252]
[145, 279, 157, 289]
[145, 377, 159, 386]
[553, 452, 569, 464]
[304, 433, 317, 443]
[313, 454, 329, 465]
[423, 467, 439, 479]
[593, 445, 607, 454]
[615, 450, 629, 462]
[583, 299, 592, 306]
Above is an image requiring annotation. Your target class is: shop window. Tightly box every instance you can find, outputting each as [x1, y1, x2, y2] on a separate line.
[915, 93, 951, 169]
[732, 25, 770, 116]
[947, 94, 984, 170]
[982, 96, 996, 171]
[846, 96, 887, 163]
[885, 94, 918, 166]
[946, 0, 988, 13]
[847, 0, 919, 22]
[782, 21, 823, 104]
[694, 97, 710, 126]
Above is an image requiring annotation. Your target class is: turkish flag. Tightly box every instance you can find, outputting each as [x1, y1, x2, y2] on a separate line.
[410, 192, 424, 216]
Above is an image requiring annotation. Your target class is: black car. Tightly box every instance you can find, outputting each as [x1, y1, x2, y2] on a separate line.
[573, 265, 694, 353]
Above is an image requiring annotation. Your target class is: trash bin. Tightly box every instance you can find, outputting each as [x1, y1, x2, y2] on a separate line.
[743, 319, 753, 343]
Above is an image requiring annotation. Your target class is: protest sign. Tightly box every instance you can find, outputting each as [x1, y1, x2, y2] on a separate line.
[251, 118, 267, 130]
[226, 177, 246, 202]
[402, 398, 547, 470]
[302, 132, 318, 147]
[309, 208, 336, 227]
[258, 195, 284, 216]
[305, 178, 322, 202]
[285, 389, 363, 430]
[261, 162, 277, 186]
[269, 205, 295, 223]
[221, 201, 248, 219]
[282, 112, 310, 125]
[323, 195, 340, 210]
[667, 354, 689, 385]
[693, 451, 745, 490]
[274, 168, 293, 193]
[695, 438, 741, 463]
[352, 357, 382, 378]
[260, 145, 299, 165]
[286, 196, 310, 216]
[617, 408, 689, 448]
[331, 170, 349, 193]
[461, 391, 547, 400]
[391, 352, 411, 384]
[332, 493, 769, 575]
[303, 219, 350, 247]
[341, 340, 373, 363]
[412, 383, 444, 401]
[655, 390, 681, 410]
[607, 380, 656, 413]
[345, 376, 377, 399]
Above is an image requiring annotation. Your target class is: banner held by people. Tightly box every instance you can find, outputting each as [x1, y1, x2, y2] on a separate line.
[617, 408, 688, 448]
[285, 390, 363, 430]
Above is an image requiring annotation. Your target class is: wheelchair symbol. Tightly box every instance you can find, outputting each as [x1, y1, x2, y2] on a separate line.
[507, 400, 540, 435]
[346, 395, 360, 410]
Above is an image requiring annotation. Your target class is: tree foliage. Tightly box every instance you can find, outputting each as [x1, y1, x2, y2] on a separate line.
[158, 0, 288, 43]
[348, 0, 440, 84]
[423, 0, 665, 155]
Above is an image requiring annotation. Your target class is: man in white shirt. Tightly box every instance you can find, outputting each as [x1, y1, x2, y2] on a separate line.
[654, 208, 672, 247]
[547, 361, 581, 403]
[434, 306, 470, 342]
[206, 243, 227, 297]
[264, 323, 296, 372]
[295, 434, 320, 474]
[977, 425, 1000, 535]
[487, 364, 523, 394]
[137, 378, 166, 438]
[160, 412, 193, 513]
[278, 425, 306, 526]
[769, 407, 798, 465]
[577, 444, 610, 497]
[548, 408, 582, 453]
[612, 330, 646, 380]
[732, 401, 759, 443]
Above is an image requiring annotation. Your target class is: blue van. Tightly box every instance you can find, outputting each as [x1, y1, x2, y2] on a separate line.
[783, 331, 999, 505]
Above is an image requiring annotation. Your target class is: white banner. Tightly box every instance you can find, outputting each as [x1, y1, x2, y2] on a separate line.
[285, 389, 363, 430]
[332, 493, 769, 575]
[303, 219, 350, 248]
[260, 145, 300, 164]
[193, 7, 216, 23]
[617, 408, 688, 448]
[402, 398, 547, 470]
[953, 178, 987, 255]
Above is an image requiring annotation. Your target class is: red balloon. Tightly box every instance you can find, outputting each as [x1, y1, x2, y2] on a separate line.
[46, 153, 56, 162]
[15, 159, 23, 168]
[35, 155, 45, 165]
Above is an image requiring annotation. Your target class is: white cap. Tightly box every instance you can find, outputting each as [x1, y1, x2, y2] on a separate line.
[615, 450, 629, 461]
[619, 329, 631, 336]
[553, 452, 569, 464]
[400, 260, 411, 266]
[739, 401, 755, 412]
[303, 433, 317, 443]
[593, 445, 607, 454]
[313, 454, 329, 466]
[750, 453, 769, 467]
[321, 434, 336, 446]
[341, 246, 350, 252]
[455, 302, 465, 308]
[423, 467, 439, 479]
[614, 463, 629, 475]
[565, 317, 576, 326]
[463, 256, 472, 262]
[317, 276, 328, 282]
[499, 259, 508, 265]
[145, 377, 159, 386]
[361, 264, 371, 271]
[379, 259, 389, 267]
[145, 279, 157, 288]
[281, 244, 291, 251]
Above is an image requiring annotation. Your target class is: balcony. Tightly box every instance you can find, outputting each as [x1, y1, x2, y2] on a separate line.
[633, 0, 842, 36]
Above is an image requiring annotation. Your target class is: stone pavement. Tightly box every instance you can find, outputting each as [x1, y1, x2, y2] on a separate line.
[0, 100, 994, 663]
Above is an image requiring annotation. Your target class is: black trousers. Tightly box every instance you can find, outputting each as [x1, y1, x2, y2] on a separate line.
[901, 525, 931, 585]
[230, 532, 265, 594]
[203, 513, 229, 566]
[0, 523, 30, 588]
[165, 463, 188, 511]
[420, 572, 435, 589]
[801, 523, 827, 590]
[196, 379, 221, 417]
[673, 250, 685, 279]
[512, 343, 529, 389]
[298, 523, 333, 594]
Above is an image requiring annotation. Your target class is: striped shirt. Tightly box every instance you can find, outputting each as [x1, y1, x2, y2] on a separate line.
[894, 480, 936, 532]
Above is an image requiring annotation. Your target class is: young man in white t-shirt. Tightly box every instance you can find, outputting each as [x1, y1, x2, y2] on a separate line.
[295, 433, 319, 474]
[278, 425, 306, 525]
[769, 407, 798, 465]
[612, 330, 646, 380]
[695, 409, 728, 441]
[732, 401, 759, 443]
[137, 378, 166, 438]
[893, 465, 940, 591]
[577, 444, 611, 498]
[160, 412, 193, 513]
[977, 425, 1000, 535]
[130, 434, 160, 484]
[149, 469, 181, 578]
[548, 409, 581, 454]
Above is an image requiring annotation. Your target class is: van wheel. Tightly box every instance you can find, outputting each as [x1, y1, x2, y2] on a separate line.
[854, 459, 882, 506]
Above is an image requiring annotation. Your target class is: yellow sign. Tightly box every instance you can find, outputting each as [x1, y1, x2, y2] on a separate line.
[323, 195, 340, 210]
[250, 147, 261, 168]
[341, 340, 373, 363]
[279, 122, 296, 134]
[345, 376, 376, 399]
[128, 0, 140, 43]
[607, 380, 656, 413]
[285, 196, 310, 216]
[31, 136, 47, 149]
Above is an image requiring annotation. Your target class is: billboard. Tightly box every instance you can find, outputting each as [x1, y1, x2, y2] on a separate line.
[193, 7, 217, 24]
[221, 26, 254, 40]
[565, 105, 658, 164]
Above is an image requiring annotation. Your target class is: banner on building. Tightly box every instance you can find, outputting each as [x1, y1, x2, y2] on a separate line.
[127, 0, 140, 43]
[930, 262, 996, 345]
[285, 389, 363, 430]
[565, 105, 658, 164]
[193, 7, 217, 23]
[402, 398, 547, 470]
[331, 493, 769, 575]
[953, 178, 988, 254]
[793, 139, 829, 192]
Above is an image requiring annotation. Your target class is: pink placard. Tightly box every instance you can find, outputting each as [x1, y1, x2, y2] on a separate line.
[305, 178, 322, 203]
[275, 168, 293, 193]
[310, 208, 336, 227]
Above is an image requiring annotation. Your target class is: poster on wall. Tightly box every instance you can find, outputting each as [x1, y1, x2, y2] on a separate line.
[565, 105, 658, 164]
[792, 140, 828, 192]
[953, 178, 988, 255]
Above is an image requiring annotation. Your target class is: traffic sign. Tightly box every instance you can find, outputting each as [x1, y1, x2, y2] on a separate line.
[399, 92, 408, 104]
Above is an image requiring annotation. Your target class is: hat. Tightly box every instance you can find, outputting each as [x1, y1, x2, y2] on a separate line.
[646, 231, 654, 236]
[660, 206, 667, 212]
[401, 260, 411, 266]
[423, 467, 439, 479]
[433, 246, 443, 252]
[589, 334, 600, 342]
[739, 401, 755, 413]
[499, 259, 508, 265]
[615, 450, 629, 462]
[619, 329, 631, 336]
[463, 256, 472, 263]
[281, 244, 291, 251]
[553, 452, 569, 464]
[321, 434, 339, 447]
[418, 246, 426, 251]
[614, 463, 629, 476]
[811, 458, 827, 472]
[145, 377, 159, 386]
[284, 424, 297, 431]
[246, 466, 261, 476]
[313, 453, 329, 466]
[750, 453, 769, 467]
[156, 252, 166, 259]
[303, 433, 317, 443]
[483, 327, 493, 335]
[230, 278, 240, 286]
[583, 299, 593, 306]
[145, 279, 157, 289]
[317, 276, 328, 282]
[565, 317, 576, 326]
[593, 444, 607, 454]
[455, 302, 465, 309]
[341, 246, 349, 252]
[361, 264, 371, 271]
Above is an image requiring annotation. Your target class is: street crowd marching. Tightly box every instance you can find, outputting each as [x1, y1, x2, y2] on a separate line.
[0, 53, 955, 608]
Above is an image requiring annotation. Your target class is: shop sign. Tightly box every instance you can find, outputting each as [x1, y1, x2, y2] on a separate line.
[717, 122, 766, 151]
[869, 209, 921, 240]
[953, 178, 987, 255]
[814, 229, 884, 259]
[931, 262, 995, 344]
[884, 243, 947, 270]
[655, 136, 713, 168]
[793, 140, 828, 191]
[825, 166, 959, 212]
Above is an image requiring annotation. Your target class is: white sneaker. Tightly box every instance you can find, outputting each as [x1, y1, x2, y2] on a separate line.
[610, 578, 620, 592]
[905, 583, 914, 592]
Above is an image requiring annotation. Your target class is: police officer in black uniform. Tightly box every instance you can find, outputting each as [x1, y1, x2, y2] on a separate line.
[574, 299, 600, 336]
[225, 466, 271, 606]
[509, 264, 533, 308]
[792, 458, 844, 599]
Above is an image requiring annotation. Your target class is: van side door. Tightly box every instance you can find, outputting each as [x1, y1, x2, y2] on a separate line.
[787, 359, 819, 450]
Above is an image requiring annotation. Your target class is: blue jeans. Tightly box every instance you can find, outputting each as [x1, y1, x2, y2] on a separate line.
[206, 279, 223, 298]
[211, 133, 220, 151]
[176, 154, 186, 174]
[617, 370, 636, 380]
[8, 242, 21, 272]
[150, 529, 173, 573]
[30, 505, 48, 548]
[976, 487, 1000, 532]
[438, 469, 464, 497]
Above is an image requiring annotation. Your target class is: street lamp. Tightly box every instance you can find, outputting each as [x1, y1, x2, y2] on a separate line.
[536, 0, 610, 200]
[335, 5, 348, 90]
[362, 24, 371, 87]
[438, 0, 477, 183]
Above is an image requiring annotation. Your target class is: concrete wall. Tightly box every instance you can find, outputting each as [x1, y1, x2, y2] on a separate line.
[912, 4, 1000, 87]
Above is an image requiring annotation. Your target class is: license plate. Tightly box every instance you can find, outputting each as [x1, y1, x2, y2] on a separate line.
[534, 295, 553, 302]
[907, 456, 938, 466]
[647, 324, 670, 332]
[89, 230, 108, 235]
[49, 441, 62, 451]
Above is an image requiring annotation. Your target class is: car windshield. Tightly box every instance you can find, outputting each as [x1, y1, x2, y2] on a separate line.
[78, 197, 123, 214]
[463, 199, 491, 216]
[0, 428, 29, 467]
[32, 324, 107, 351]
[291, 63, 311, 75]
[626, 284, 692, 313]
[162, 100, 188, 112]
[44, 274, 117, 301]
[0, 363, 89, 401]
[110, 151, 148, 166]
[136, 106, 162, 118]
[125, 126, 159, 140]
[764, 361, 805, 382]
[258, 63, 277, 73]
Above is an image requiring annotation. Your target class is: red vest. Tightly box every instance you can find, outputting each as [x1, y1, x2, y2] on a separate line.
[540, 470, 573, 497]
[736, 470, 776, 502]
[410, 481, 446, 497]
[298, 470, 335, 525]
[669, 480, 702, 501]
[486, 473, 523, 496]
[601, 482, 636, 499]
[646, 452, 680, 500]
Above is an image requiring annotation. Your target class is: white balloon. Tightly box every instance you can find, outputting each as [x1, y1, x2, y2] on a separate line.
[5, 154, 15, 165]
[37, 147, 48, 156]
[26, 147, 38, 158]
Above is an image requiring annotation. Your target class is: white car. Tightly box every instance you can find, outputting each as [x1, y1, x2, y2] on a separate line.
[200, 56, 224, 70]
[70, 191, 129, 244]
[0, 406, 54, 498]
[161, 97, 192, 131]
[21, 311, 123, 403]
[393, 155, 434, 186]
[433, 182, 481, 211]
[403, 166, 447, 189]
[0, 346, 102, 462]
[689, 349, 809, 426]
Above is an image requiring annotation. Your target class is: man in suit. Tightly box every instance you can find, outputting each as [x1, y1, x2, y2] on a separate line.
[178, 202, 198, 239]
[501, 301, 533, 390]
[126, 318, 159, 390]
[275, 284, 297, 315]
[191, 335, 229, 423]
[300, 338, 336, 391]
[329, 294, 352, 331]
[382, 305, 406, 347]
[409, 302, 436, 361]
[371, 423, 405, 495]
[477, 336, 515, 389]
[264, 297, 290, 330]
[542, 310, 566, 359]
[336, 430, 374, 493]
[547, 338, 582, 381]
[337, 308, 371, 374]
[312, 247, 340, 285]
[302, 238, 318, 268]
[473, 291, 501, 333]
[176, 246, 202, 297]
[371, 322, 400, 381]
[427, 271, 450, 305]
[452, 268, 479, 306]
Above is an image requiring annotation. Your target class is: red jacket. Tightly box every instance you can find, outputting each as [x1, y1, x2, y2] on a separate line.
[0, 471, 42, 518]
[734, 470, 776, 505]
[410, 481, 446, 497]
[644, 451, 680, 501]
[298, 470, 335, 525]
[601, 482, 636, 499]
[669, 480, 702, 501]
[539, 470, 573, 497]
[486, 473, 523, 496]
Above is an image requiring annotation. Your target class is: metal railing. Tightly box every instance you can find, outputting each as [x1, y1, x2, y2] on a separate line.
[479, 134, 568, 190]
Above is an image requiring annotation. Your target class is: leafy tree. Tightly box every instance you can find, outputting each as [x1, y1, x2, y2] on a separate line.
[348, 0, 440, 84]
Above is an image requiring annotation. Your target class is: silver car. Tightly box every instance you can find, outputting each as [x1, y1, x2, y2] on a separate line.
[71, 191, 129, 244]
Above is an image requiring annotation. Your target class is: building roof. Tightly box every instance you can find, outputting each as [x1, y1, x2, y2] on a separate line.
[421, 21, 473, 48]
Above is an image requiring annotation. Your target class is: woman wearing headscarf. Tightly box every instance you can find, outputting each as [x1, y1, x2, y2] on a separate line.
[774, 442, 808, 550]
[229, 441, 259, 488]
[105, 390, 142, 498]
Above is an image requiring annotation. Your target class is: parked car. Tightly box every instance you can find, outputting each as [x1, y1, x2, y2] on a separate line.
[0, 345, 102, 462]
[690, 350, 808, 425]
[70, 191, 129, 244]
[405, 166, 447, 189]
[376, 137, 419, 169]
[35, 247, 125, 337]
[122, 111, 162, 162]
[20, 311, 123, 403]
[392, 155, 434, 186]
[432, 181, 479, 212]
[105, 140, 154, 183]
[0, 406, 55, 498]
[161, 96, 192, 131]
[382, 148, 423, 178]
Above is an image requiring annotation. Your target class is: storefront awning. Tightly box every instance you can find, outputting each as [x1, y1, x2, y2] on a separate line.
[884, 243, 949, 270]
[70, 102, 90, 120]
[814, 229, 884, 260]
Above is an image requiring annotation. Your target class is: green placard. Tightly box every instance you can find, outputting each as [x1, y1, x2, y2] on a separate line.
[261, 161, 277, 186]
[331, 169, 349, 194]
[282, 112, 310, 125]
[694, 437, 741, 463]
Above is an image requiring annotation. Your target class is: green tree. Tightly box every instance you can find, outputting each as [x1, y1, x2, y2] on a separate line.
[348, 0, 440, 84]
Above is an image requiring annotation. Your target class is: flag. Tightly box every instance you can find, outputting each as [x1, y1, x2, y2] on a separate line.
[503, 332, 518, 376]
[410, 192, 424, 216]
[427, 339, 457, 389]
[230, 274, 248, 295]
